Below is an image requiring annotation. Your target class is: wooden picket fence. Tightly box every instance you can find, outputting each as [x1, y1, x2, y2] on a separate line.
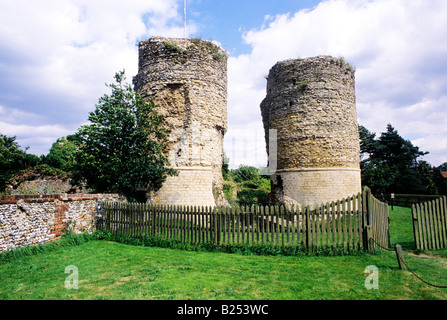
[412, 196, 447, 250]
[96, 186, 390, 252]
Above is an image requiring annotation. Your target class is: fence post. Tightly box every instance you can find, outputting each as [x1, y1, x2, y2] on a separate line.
[212, 206, 218, 245]
[386, 202, 392, 248]
[96, 201, 104, 231]
[151, 204, 156, 237]
[305, 206, 310, 250]
[107, 202, 112, 232]
[441, 196, 447, 248]
[412, 204, 420, 250]
[362, 187, 371, 252]
[395, 244, 406, 270]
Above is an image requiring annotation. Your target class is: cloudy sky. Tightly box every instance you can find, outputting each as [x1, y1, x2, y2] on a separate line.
[1, 0, 446, 169]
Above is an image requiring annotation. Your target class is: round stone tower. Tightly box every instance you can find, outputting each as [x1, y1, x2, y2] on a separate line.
[260, 56, 361, 208]
[133, 37, 228, 206]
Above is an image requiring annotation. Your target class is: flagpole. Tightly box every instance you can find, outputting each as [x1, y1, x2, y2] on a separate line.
[184, 0, 187, 38]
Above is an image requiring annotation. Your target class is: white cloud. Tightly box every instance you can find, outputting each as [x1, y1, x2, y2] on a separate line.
[225, 53, 269, 168]
[0, 121, 72, 153]
[0, 105, 44, 125]
[227, 0, 447, 167]
[0, 0, 188, 155]
[0, 0, 184, 102]
[413, 136, 447, 166]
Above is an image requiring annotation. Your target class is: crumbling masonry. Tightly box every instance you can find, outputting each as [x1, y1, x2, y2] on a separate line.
[133, 37, 361, 208]
[133, 37, 228, 207]
[260, 56, 362, 208]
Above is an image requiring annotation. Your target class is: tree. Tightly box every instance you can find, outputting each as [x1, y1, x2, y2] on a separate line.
[0, 134, 39, 191]
[360, 161, 398, 196]
[417, 160, 438, 195]
[432, 166, 447, 195]
[224, 164, 271, 205]
[373, 124, 427, 168]
[72, 70, 177, 201]
[360, 124, 429, 195]
[43, 135, 79, 173]
[358, 125, 377, 161]
[230, 165, 260, 183]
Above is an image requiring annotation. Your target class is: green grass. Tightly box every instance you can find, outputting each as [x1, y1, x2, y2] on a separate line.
[389, 205, 416, 250]
[1, 206, 446, 300]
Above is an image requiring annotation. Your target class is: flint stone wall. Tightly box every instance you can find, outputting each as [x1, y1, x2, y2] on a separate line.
[0, 194, 119, 252]
[261, 56, 361, 207]
[133, 37, 228, 207]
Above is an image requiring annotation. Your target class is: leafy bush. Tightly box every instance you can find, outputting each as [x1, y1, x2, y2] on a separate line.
[223, 182, 236, 200]
[229, 165, 260, 183]
[222, 164, 271, 205]
[72, 70, 177, 201]
[237, 187, 269, 205]
[42, 135, 79, 173]
[0, 134, 40, 192]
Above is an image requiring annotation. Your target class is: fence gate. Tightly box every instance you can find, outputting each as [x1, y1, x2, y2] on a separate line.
[412, 196, 447, 250]
[363, 187, 391, 251]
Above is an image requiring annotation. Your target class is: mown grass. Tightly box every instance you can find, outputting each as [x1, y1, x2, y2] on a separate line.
[0, 206, 446, 300]
[389, 205, 416, 250]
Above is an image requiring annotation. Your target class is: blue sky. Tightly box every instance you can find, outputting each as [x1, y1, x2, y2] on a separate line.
[1, 0, 447, 169]
[185, 0, 321, 55]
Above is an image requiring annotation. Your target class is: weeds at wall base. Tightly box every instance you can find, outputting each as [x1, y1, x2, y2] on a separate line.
[0, 232, 105, 263]
[97, 232, 371, 257]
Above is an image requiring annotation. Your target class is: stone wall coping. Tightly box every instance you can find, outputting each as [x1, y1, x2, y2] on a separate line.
[0, 193, 120, 204]
[167, 166, 213, 171]
[275, 168, 361, 173]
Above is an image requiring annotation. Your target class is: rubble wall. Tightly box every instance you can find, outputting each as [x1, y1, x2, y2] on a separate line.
[133, 37, 228, 206]
[260, 56, 361, 207]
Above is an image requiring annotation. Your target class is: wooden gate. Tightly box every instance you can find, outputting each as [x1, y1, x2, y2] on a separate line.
[412, 196, 447, 250]
[362, 186, 391, 251]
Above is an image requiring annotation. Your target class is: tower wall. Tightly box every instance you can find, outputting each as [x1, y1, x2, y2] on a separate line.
[133, 37, 228, 206]
[260, 56, 361, 207]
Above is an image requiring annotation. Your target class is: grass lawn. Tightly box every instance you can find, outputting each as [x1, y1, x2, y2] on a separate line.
[0, 206, 446, 300]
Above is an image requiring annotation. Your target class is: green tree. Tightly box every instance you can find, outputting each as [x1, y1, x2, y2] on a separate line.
[0, 134, 39, 191]
[72, 70, 177, 201]
[432, 166, 447, 195]
[43, 135, 79, 173]
[360, 124, 429, 195]
[374, 124, 427, 168]
[417, 160, 438, 195]
[358, 125, 377, 161]
[224, 164, 271, 205]
[361, 161, 398, 196]
[230, 165, 260, 183]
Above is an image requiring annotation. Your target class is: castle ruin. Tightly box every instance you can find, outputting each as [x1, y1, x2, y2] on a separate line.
[133, 37, 361, 208]
[133, 37, 228, 207]
[260, 56, 362, 208]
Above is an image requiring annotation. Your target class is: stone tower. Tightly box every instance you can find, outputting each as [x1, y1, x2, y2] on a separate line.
[260, 56, 361, 208]
[133, 37, 228, 207]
